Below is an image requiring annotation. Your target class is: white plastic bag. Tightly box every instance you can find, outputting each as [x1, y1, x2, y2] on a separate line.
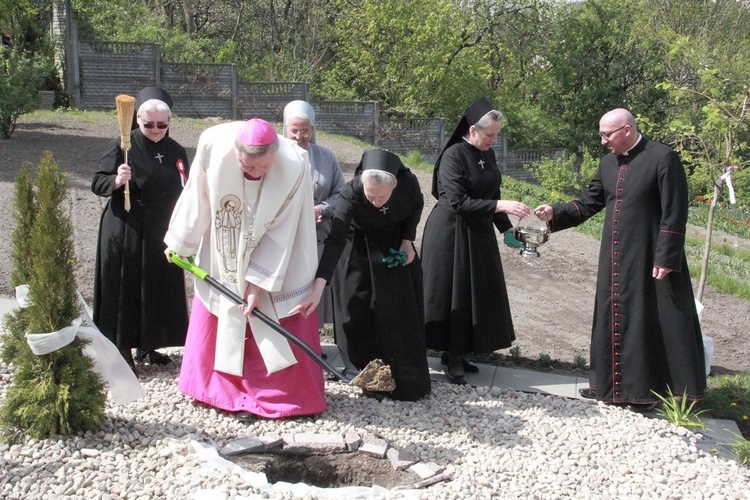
[695, 299, 714, 377]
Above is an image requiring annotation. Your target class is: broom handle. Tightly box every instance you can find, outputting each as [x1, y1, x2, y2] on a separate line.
[123, 149, 131, 212]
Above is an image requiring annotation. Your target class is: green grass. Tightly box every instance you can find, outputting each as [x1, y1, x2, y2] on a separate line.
[730, 433, 750, 465]
[685, 238, 750, 300]
[573, 355, 587, 369]
[689, 204, 750, 239]
[315, 128, 374, 151]
[701, 373, 750, 442]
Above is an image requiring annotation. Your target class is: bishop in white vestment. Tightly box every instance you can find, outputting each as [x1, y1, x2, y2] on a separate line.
[164, 118, 327, 420]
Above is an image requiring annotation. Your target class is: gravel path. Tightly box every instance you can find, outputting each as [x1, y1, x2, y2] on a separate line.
[1, 348, 749, 499]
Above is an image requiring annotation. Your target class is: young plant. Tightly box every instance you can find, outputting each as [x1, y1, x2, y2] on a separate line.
[539, 353, 552, 366]
[0, 152, 107, 442]
[573, 355, 587, 369]
[653, 387, 707, 430]
[509, 345, 521, 359]
[727, 431, 750, 465]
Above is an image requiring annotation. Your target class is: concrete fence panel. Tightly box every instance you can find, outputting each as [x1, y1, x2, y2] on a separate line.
[163, 63, 235, 119]
[237, 82, 309, 122]
[313, 101, 379, 144]
[78, 41, 159, 110]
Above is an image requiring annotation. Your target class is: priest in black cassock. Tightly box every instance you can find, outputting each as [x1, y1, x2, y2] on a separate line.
[535, 108, 706, 409]
[292, 149, 431, 401]
[92, 87, 190, 370]
[421, 98, 531, 385]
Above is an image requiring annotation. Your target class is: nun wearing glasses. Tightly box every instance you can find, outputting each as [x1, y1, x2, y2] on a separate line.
[91, 86, 190, 371]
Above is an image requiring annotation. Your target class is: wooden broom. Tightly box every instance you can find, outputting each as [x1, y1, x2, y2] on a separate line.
[115, 94, 136, 212]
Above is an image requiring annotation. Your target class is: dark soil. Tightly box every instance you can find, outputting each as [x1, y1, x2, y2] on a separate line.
[227, 451, 420, 489]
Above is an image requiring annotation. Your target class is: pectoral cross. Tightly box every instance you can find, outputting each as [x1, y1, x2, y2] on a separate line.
[478, 159, 485, 169]
[155, 153, 164, 164]
[379, 206, 388, 215]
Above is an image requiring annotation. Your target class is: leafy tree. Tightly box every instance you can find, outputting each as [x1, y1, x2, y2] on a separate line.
[530, 150, 599, 197]
[521, 0, 669, 156]
[321, 0, 468, 115]
[640, 0, 750, 202]
[322, 0, 543, 120]
[0, 0, 53, 53]
[0, 46, 46, 138]
[72, 0, 340, 80]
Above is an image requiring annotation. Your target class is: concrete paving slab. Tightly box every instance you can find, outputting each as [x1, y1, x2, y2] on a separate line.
[492, 365, 580, 398]
[462, 362, 496, 387]
[696, 417, 744, 462]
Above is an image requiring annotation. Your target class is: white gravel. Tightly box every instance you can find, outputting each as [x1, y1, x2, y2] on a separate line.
[1, 348, 749, 499]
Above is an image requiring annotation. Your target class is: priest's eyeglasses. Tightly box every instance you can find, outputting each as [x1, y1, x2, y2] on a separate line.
[142, 122, 170, 130]
[599, 125, 627, 140]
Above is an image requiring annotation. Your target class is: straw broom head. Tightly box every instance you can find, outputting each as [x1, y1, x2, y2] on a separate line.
[115, 94, 136, 150]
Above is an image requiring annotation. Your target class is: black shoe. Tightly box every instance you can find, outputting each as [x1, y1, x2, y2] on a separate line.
[440, 352, 479, 373]
[136, 349, 172, 365]
[444, 367, 466, 385]
[624, 402, 660, 413]
[578, 388, 597, 399]
[120, 349, 137, 374]
[234, 411, 257, 422]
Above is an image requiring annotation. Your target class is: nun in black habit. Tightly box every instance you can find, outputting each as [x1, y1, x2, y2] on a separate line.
[292, 149, 431, 401]
[92, 87, 190, 369]
[421, 98, 530, 384]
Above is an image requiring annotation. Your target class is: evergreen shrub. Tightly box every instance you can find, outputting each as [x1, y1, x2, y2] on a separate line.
[0, 152, 106, 442]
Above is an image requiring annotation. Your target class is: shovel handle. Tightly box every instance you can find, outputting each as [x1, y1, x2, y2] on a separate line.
[168, 251, 348, 382]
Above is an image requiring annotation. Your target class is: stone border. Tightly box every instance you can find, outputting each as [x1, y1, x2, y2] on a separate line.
[219, 431, 452, 490]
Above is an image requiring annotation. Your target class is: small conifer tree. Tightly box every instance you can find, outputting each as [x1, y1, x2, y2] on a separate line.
[1, 163, 34, 363]
[0, 151, 107, 442]
[10, 163, 35, 288]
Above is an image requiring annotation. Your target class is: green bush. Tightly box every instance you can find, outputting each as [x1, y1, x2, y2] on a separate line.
[1, 152, 107, 442]
[530, 150, 599, 198]
[0, 47, 45, 138]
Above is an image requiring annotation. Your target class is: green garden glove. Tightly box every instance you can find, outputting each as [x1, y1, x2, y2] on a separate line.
[383, 248, 408, 268]
[504, 231, 524, 248]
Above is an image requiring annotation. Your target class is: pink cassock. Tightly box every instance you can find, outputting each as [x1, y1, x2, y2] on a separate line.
[177, 298, 327, 419]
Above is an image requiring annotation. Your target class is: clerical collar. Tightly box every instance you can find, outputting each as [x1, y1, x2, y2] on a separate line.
[622, 134, 643, 156]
